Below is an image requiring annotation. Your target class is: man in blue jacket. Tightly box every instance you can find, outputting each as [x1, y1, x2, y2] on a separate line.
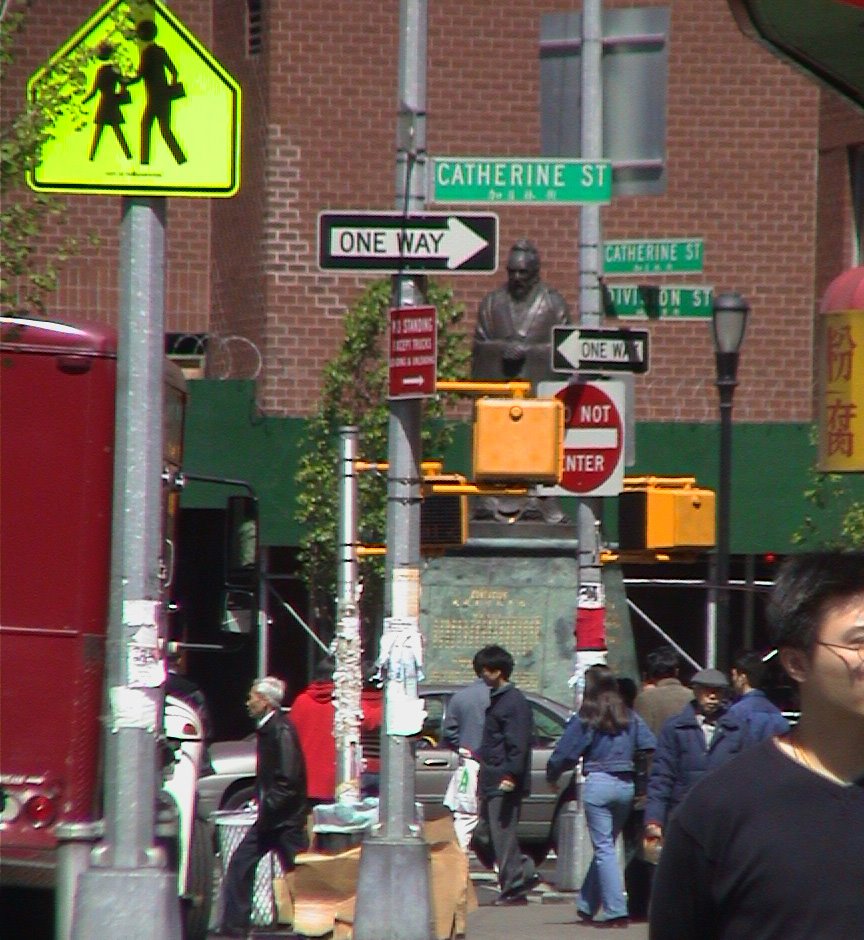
[476, 644, 541, 906]
[727, 649, 790, 741]
[643, 668, 748, 841]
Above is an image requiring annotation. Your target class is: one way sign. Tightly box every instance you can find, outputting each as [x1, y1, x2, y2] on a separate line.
[318, 211, 498, 274]
[553, 326, 650, 374]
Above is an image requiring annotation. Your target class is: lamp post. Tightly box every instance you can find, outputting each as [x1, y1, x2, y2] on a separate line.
[711, 292, 749, 672]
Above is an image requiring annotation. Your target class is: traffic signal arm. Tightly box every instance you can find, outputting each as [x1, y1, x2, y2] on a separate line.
[435, 379, 532, 399]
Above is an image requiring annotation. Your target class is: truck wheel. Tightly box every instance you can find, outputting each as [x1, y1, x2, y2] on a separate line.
[223, 784, 257, 813]
[183, 818, 215, 940]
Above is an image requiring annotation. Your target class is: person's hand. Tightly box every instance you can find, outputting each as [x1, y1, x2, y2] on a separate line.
[458, 747, 473, 759]
[498, 777, 516, 793]
[502, 341, 527, 363]
[644, 822, 663, 839]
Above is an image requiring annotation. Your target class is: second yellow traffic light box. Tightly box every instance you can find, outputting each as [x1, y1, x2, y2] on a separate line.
[473, 397, 564, 483]
[618, 476, 716, 551]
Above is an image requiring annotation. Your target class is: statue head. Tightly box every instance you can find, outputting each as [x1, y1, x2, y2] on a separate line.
[506, 239, 541, 301]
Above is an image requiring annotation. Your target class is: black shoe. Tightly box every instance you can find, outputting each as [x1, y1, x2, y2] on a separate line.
[509, 873, 543, 898]
[577, 909, 594, 923]
[594, 916, 630, 929]
[492, 894, 529, 906]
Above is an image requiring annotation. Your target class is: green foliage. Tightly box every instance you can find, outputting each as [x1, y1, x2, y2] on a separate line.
[295, 279, 470, 625]
[0, 4, 129, 311]
[792, 425, 864, 549]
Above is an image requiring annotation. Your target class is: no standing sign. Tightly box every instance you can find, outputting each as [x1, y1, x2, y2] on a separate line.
[538, 380, 626, 497]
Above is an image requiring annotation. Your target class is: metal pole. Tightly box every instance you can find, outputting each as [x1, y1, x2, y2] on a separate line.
[556, 0, 604, 894]
[353, 2, 433, 937]
[715, 380, 735, 672]
[71, 197, 182, 939]
[334, 427, 362, 803]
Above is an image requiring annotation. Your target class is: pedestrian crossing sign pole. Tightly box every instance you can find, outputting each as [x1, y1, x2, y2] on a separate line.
[27, 0, 241, 198]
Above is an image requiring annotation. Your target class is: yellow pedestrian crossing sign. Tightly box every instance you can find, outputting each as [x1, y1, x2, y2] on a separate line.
[27, 0, 241, 197]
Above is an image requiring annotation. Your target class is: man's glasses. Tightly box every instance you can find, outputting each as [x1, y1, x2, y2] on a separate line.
[815, 640, 864, 662]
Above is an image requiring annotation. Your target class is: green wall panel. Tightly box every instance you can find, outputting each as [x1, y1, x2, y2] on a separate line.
[180, 380, 308, 546]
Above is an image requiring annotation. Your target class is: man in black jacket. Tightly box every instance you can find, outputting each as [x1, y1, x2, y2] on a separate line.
[476, 645, 541, 906]
[220, 676, 308, 936]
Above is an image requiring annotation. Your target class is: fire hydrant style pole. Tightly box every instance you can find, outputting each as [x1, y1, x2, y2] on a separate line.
[352, 2, 434, 938]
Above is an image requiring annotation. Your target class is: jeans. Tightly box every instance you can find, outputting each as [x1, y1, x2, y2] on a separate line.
[577, 772, 634, 922]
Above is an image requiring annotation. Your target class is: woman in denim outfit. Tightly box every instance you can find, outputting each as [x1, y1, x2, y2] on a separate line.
[547, 665, 656, 928]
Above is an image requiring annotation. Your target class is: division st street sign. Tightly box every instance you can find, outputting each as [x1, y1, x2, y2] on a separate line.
[318, 212, 498, 274]
[604, 238, 704, 275]
[553, 326, 650, 374]
[429, 157, 612, 204]
[603, 284, 713, 319]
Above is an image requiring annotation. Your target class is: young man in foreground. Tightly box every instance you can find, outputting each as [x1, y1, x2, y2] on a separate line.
[649, 552, 864, 939]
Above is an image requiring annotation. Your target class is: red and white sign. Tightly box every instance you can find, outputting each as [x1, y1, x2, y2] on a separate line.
[388, 305, 437, 399]
[539, 380, 625, 497]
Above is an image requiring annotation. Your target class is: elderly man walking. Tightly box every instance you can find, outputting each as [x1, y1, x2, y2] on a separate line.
[220, 676, 308, 937]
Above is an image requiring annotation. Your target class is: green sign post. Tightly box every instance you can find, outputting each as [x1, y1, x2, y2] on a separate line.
[27, 0, 241, 197]
[604, 238, 704, 275]
[430, 157, 612, 204]
[604, 284, 713, 319]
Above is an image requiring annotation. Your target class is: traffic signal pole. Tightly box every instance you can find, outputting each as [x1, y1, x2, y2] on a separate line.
[352, 2, 434, 938]
[555, 0, 606, 894]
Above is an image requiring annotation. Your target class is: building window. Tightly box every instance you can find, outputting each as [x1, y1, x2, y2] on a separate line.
[247, 0, 263, 57]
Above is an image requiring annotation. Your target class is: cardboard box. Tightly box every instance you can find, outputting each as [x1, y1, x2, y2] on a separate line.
[278, 815, 476, 939]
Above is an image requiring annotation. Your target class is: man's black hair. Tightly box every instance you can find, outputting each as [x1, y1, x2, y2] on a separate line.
[645, 645, 680, 681]
[768, 552, 864, 652]
[474, 644, 514, 680]
[732, 650, 768, 688]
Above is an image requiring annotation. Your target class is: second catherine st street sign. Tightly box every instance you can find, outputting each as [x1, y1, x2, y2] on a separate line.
[429, 157, 612, 204]
[318, 211, 498, 274]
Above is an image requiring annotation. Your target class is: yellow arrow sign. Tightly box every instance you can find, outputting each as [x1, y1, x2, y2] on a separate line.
[27, 0, 241, 197]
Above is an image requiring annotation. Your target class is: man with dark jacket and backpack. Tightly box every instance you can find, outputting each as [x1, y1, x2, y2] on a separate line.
[643, 668, 748, 843]
[475, 644, 541, 906]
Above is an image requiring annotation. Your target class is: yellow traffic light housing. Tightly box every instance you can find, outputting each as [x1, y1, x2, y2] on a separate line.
[420, 474, 468, 551]
[618, 476, 715, 551]
[472, 397, 564, 484]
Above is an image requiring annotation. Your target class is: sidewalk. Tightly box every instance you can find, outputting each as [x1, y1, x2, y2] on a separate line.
[467, 879, 649, 940]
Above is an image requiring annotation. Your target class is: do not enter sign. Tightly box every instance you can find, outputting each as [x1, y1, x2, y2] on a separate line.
[539, 380, 625, 497]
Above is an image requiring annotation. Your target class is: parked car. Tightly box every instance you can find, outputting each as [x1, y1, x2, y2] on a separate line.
[196, 684, 574, 864]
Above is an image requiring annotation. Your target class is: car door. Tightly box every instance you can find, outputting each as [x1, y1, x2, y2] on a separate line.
[413, 692, 457, 811]
[518, 698, 568, 840]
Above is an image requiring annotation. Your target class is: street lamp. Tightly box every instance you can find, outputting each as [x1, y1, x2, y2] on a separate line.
[711, 292, 750, 671]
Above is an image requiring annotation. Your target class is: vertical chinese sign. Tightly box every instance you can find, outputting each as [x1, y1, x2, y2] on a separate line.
[818, 309, 864, 470]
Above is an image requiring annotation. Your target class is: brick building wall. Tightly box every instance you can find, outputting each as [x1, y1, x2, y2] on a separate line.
[6, 0, 863, 424]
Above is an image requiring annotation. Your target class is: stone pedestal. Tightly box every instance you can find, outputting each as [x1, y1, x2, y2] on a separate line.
[419, 525, 637, 702]
[420, 527, 579, 704]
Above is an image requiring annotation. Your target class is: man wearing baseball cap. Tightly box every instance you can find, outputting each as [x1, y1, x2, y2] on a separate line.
[643, 667, 748, 846]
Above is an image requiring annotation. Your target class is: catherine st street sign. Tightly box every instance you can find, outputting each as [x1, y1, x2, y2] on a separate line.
[318, 211, 498, 273]
[429, 157, 612, 204]
[604, 238, 704, 275]
[553, 326, 650, 374]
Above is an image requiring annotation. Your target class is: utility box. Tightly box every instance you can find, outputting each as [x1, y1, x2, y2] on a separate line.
[421, 475, 468, 551]
[473, 398, 564, 483]
[618, 477, 715, 550]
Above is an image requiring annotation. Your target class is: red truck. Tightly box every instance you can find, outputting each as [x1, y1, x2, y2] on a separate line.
[0, 314, 255, 938]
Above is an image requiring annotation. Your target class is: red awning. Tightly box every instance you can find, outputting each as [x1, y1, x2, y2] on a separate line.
[820, 265, 864, 313]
